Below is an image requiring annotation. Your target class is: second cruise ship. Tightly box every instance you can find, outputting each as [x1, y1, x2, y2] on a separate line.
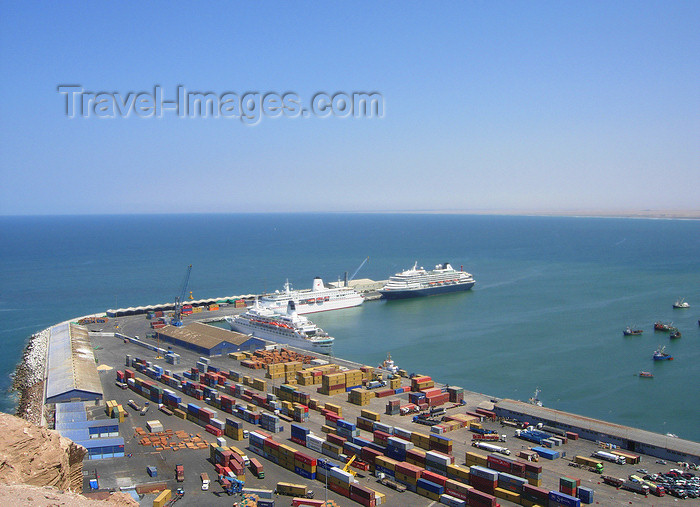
[379, 262, 475, 299]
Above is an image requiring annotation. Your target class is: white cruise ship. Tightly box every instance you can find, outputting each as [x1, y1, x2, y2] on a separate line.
[224, 300, 334, 354]
[379, 262, 475, 299]
[260, 277, 363, 314]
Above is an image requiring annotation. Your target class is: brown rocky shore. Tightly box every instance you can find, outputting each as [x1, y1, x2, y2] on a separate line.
[11, 328, 49, 425]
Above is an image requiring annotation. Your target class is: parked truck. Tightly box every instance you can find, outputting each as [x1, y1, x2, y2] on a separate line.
[472, 441, 511, 455]
[175, 464, 184, 482]
[594, 450, 626, 465]
[249, 457, 264, 479]
[200, 472, 210, 491]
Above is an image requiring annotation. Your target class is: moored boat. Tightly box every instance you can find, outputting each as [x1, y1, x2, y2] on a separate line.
[654, 321, 673, 332]
[623, 326, 643, 336]
[652, 346, 673, 361]
[669, 329, 681, 339]
[379, 261, 475, 299]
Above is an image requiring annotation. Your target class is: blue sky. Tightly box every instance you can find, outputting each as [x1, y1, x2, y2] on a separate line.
[1, 1, 698, 215]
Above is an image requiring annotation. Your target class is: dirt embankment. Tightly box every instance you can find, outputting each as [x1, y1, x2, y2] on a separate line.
[0, 413, 137, 506]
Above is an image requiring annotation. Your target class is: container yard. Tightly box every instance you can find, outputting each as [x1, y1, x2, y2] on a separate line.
[29, 305, 699, 506]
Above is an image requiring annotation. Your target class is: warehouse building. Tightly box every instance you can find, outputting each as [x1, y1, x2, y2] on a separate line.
[155, 322, 265, 356]
[495, 399, 700, 464]
[54, 402, 125, 460]
[45, 323, 103, 404]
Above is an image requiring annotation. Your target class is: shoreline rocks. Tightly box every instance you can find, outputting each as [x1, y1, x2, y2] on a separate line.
[10, 328, 48, 425]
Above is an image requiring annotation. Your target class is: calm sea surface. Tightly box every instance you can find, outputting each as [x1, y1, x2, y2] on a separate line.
[1, 214, 698, 440]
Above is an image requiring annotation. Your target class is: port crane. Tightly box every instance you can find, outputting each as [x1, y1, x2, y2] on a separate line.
[172, 264, 192, 327]
[348, 256, 369, 284]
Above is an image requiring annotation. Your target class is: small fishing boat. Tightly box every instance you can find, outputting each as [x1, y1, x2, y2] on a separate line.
[670, 329, 681, 339]
[623, 326, 643, 336]
[653, 345, 673, 361]
[638, 371, 654, 378]
[654, 321, 673, 332]
[673, 298, 690, 309]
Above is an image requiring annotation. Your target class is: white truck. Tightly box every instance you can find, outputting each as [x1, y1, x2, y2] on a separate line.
[472, 441, 511, 456]
[200, 472, 210, 490]
[593, 451, 626, 465]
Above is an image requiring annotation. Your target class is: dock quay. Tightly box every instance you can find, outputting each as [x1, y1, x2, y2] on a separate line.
[12, 304, 700, 506]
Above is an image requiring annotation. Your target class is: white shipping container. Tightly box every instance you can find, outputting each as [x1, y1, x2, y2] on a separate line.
[329, 466, 354, 483]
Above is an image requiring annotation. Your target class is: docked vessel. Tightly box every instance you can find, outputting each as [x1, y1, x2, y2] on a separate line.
[528, 388, 543, 407]
[379, 262, 475, 299]
[652, 346, 673, 361]
[379, 353, 399, 374]
[259, 277, 363, 314]
[673, 298, 690, 309]
[224, 300, 334, 354]
[623, 326, 643, 336]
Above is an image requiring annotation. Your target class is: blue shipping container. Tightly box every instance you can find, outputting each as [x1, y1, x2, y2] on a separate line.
[549, 490, 581, 507]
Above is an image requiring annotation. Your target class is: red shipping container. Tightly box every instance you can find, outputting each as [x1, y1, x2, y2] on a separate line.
[205, 424, 223, 437]
[373, 430, 390, 443]
[361, 447, 383, 465]
[328, 482, 350, 497]
[468, 475, 496, 494]
[327, 434, 347, 447]
[406, 449, 426, 465]
[395, 462, 422, 479]
[466, 487, 498, 507]
[421, 470, 448, 487]
[294, 452, 317, 466]
[349, 491, 376, 507]
[291, 436, 306, 446]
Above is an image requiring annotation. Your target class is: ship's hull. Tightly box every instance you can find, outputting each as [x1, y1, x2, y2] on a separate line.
[226, 318, 333, 354]
[380, 281, 475, 300]
[262, 295, 363, 315]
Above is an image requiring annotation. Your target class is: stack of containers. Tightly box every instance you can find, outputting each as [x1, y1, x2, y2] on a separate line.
[374, 455, 399, 477]
[306, 434, 324, 453]
[357, 415, 376, 431]
[549, 490, 581, 507]
[322, 440, 343, 460]
[429, 434, 453, 454]
[411, 375, 435, 391]
[521, 484, 550, 506]
[408, 392, 426, 406]
[292, 403, 309, 422]
[406, 448, 426, 467]
[422, 387, 450, 407]
[389, 377, 402, 390]
[385, 399, 400, 415]
[343, 440, 363, 459]
[327, 466, 355, 497]
[224, 418, 244, 440]
[416, 477, 444, 501]
[559, 476, 580, 497]
[348, 388, 374, 406]
[349, 483, 376, 507]
[444, 479, 472, 501]
[293, 450, 317, 480]
[319, 372, 346, 396]
[447, 386, 464, 403]
[411, 431, 431, 451]
[386, 436, 413, 462]
[315, 458, 338, 480]
[290, 424, 310, 446]
[577, 486, 594, 504]
[469, 466, 498, 495]
[425, 450, 454, 474]
[344, 369, 364, 391]
[392, 426, 412, 442]
[260, 412, 283, 433]
[336, 419, 359, 440]
[394, 462, 422, 492]
[361, 409, 380, 423]
[495, 472, 527, 503]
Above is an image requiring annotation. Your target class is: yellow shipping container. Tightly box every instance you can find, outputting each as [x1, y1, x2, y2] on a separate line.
[494, 487, 521, 503]
[153, 489, 171, 507]
[361, 409, 381, 422]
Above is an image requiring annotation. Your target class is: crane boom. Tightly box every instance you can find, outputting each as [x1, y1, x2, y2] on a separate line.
[349, 256, 369, 282]
[173, 264, 192, 326]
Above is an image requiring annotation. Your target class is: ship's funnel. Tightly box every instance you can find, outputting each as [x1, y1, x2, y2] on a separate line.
[312, 277, 324, 292]
[287, 300, 297, 316]
[344, 271, 348, 287]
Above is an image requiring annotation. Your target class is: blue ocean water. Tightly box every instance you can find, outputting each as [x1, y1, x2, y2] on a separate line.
[1, 213, 699, 440]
